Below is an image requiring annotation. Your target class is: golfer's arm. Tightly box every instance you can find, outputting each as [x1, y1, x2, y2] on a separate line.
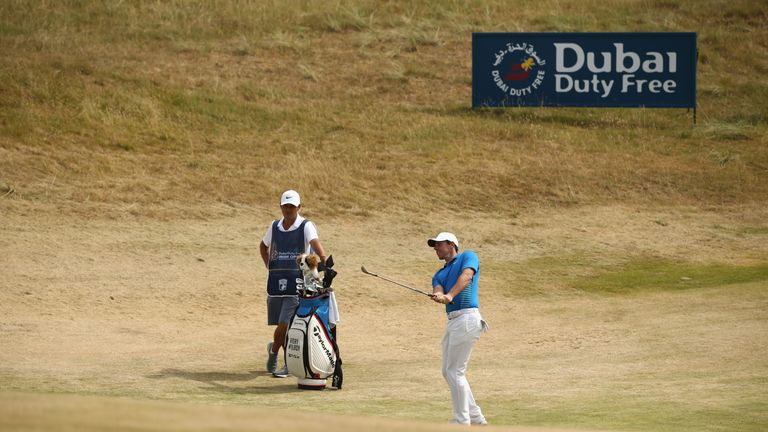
[259, 241, 269, 268]
[445, 268, 474, 301]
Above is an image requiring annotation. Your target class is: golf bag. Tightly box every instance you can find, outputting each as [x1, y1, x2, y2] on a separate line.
[285, 293, 343, 389]
[285, 256, 342, 390]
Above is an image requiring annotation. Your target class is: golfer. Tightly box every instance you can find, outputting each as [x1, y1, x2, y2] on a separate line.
[260, 190, 337, 378]
[428, 232, 488, 425]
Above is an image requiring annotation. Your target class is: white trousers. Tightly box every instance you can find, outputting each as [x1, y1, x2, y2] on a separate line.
[442, 309, 484, 425]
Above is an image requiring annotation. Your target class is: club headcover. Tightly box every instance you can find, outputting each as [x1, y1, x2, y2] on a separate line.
[323, 268, 337, 289]
[319, 255, 334, 271]
[320, 255, 337, 288]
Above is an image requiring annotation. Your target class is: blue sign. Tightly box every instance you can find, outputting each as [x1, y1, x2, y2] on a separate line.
[472, 33, 696, 108]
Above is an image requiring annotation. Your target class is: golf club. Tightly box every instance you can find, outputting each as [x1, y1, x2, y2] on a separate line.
[361, 265, 453, 304]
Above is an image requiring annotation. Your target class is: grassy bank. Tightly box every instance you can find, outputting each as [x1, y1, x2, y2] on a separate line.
[1, 0, 766, 218]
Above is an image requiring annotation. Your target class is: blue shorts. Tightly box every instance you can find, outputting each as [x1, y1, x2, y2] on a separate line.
[267, 296, 299, 325]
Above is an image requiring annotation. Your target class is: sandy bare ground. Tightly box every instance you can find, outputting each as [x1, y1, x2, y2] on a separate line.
[0, 391, 595, 432]
[1, 204, 767, 430]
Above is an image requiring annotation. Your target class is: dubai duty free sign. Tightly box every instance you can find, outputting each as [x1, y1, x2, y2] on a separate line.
[472, 33, 696, 109]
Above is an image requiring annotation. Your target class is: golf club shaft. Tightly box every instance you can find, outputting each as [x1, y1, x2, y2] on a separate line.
[372, 273, 433, 297]
[361, 265, 453, 303]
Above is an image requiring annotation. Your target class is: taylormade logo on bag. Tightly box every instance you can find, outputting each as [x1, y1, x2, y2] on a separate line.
[313, 327, 335, 367]
[554, 43, 678, 98]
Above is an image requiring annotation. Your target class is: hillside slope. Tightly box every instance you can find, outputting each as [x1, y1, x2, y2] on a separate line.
[1, 0, 766, 218]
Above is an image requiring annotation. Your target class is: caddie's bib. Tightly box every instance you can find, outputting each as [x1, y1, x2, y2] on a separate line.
[267, 219, 307, 296]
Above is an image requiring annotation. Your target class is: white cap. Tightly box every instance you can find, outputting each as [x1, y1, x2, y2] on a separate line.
[427, 232, 459, 249]
[280, 190, 301, 206]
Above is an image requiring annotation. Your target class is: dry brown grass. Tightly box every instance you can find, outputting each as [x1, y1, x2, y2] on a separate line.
[1, 0, 767, 219]
[0, 391, 590, 432]
[1, 1, 767, 431]
[1, 206, 766, 430]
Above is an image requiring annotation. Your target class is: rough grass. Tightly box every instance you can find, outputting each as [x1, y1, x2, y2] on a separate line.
[1, 0, 767, 218]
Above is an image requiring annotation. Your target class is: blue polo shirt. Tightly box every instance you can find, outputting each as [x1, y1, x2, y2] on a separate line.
[432, 250, 480, 313]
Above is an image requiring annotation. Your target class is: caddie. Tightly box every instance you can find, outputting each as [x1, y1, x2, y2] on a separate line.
[428, 232, 488, 425]
[259, 190, 338, 378]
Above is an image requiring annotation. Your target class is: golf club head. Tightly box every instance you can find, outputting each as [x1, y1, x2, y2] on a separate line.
[360, 265, 376, 276]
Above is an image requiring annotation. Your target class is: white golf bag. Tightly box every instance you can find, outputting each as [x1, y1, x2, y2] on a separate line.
[285, 292, 342, 390]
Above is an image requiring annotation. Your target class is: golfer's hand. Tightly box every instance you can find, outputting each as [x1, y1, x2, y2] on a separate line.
[432, 293, 453, 304]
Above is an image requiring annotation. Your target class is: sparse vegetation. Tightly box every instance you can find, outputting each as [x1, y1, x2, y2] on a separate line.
[1, 2, 767, 432]
[0, 0, 766, 217]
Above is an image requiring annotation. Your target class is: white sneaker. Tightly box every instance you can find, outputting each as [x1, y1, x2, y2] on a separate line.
[272, 365, 289, 378]
[469, 413, 488, 426]
[266, 342, 277, 373]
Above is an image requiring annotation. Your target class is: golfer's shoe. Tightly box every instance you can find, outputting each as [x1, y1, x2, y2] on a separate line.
[448, 420, 469, 425]
[266, 342, 277, 373]
[272, 365, 289, 378]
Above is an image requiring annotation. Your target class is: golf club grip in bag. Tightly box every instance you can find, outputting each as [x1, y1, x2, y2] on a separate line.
[285, 293, 342, 389]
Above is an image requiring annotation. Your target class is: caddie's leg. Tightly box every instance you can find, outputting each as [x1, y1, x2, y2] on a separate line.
[273, 296, 300, 353]
[442, 314, 483, 425]
[266, 297, 279, 373]
[273, 322, 288, 352]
